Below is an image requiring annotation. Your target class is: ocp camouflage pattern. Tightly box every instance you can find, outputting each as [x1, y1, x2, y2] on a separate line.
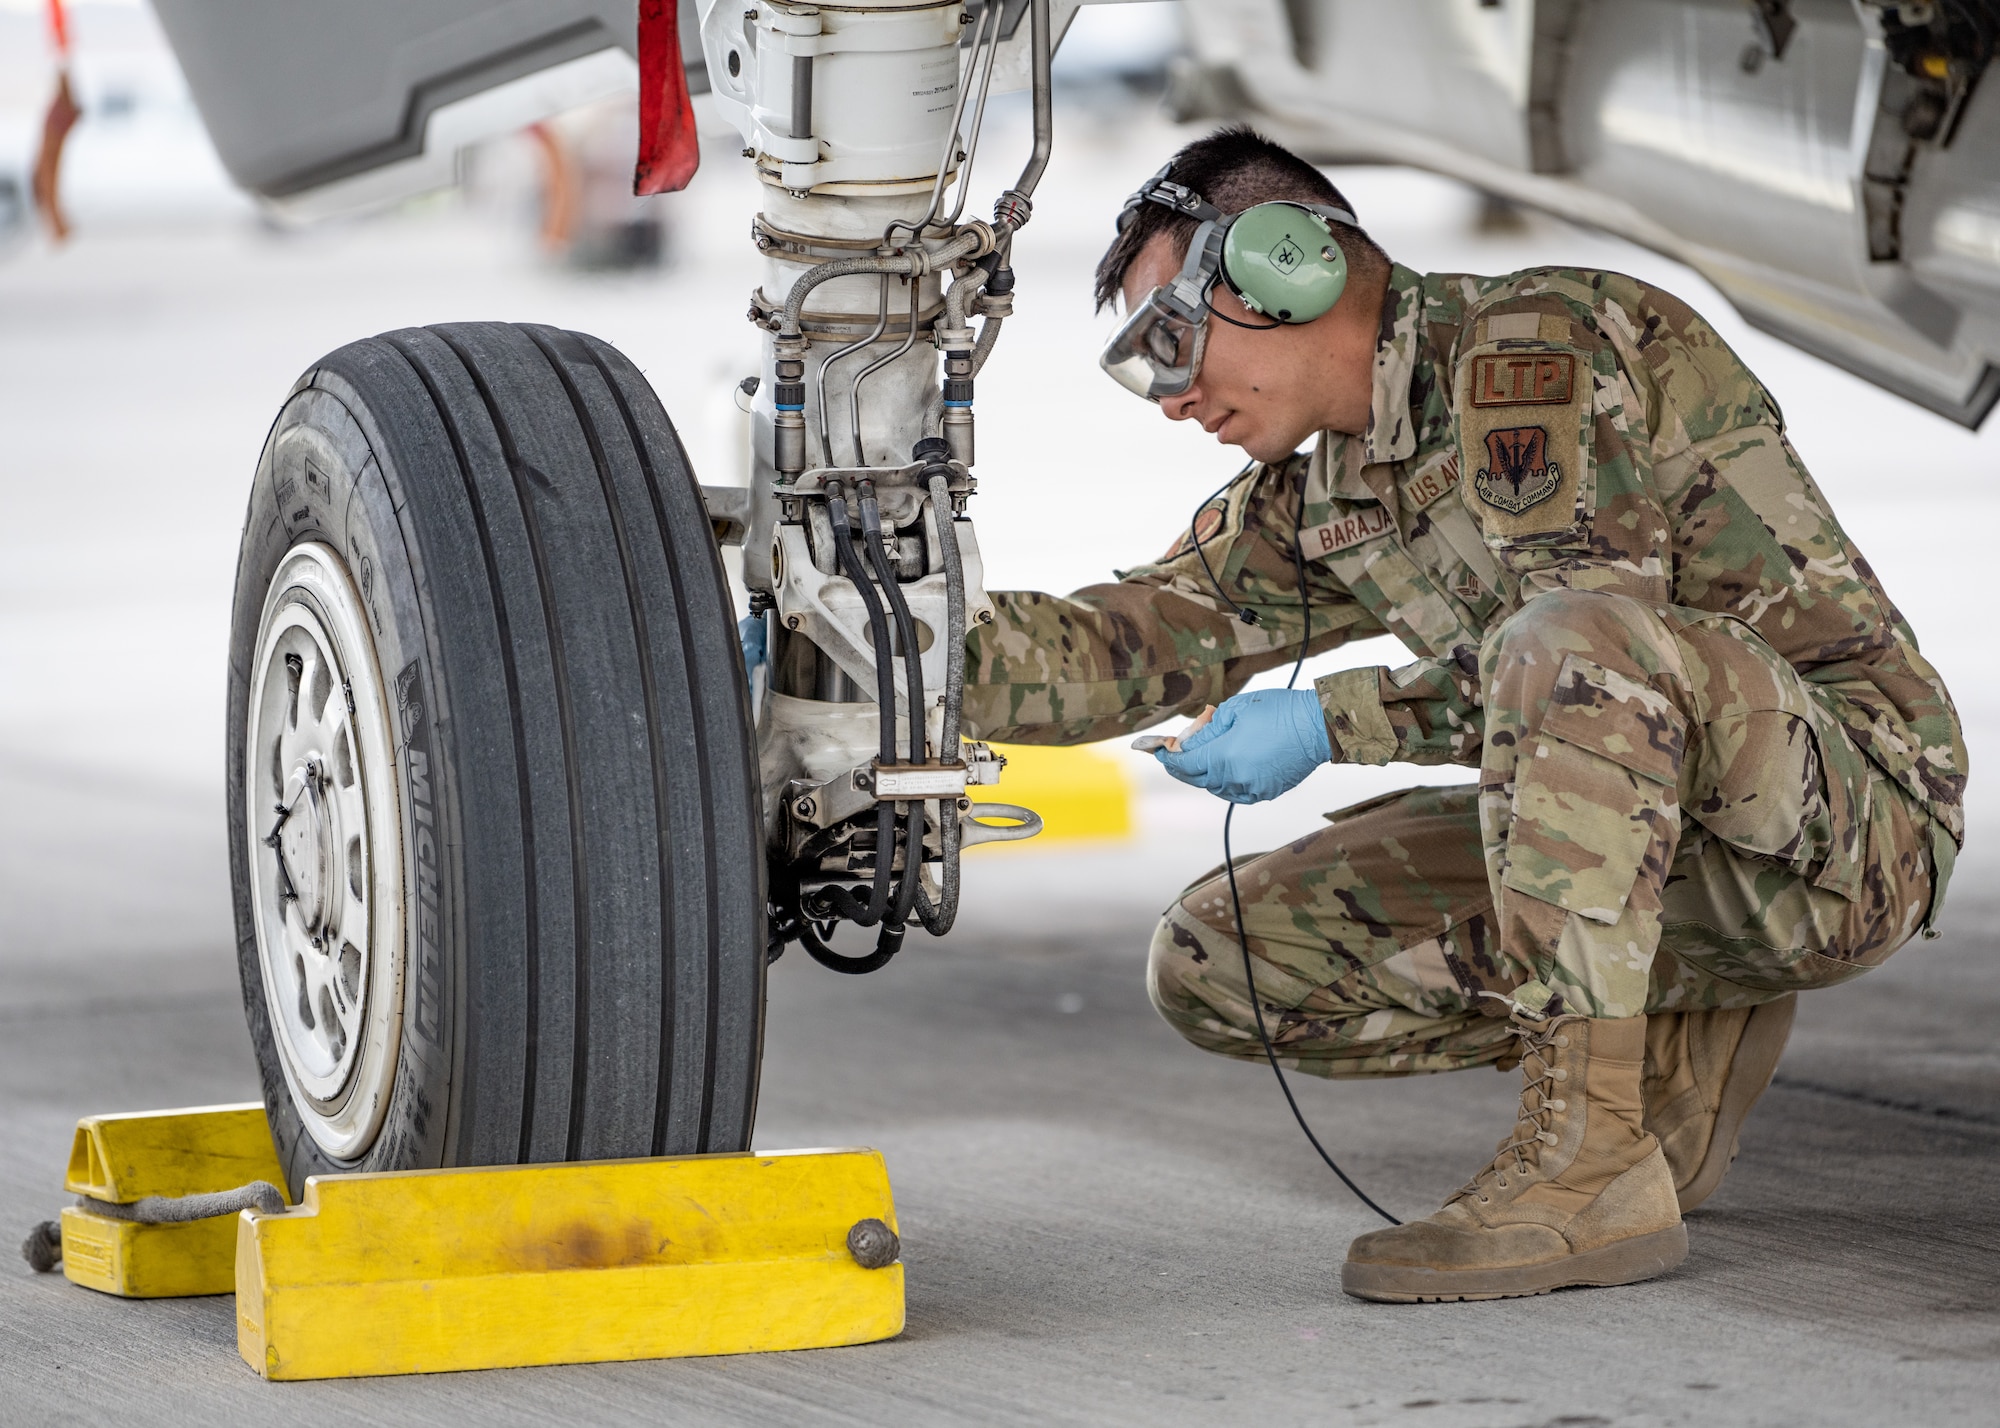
[965, 262, 1964, 843]
[963, 261, 1962, 1047]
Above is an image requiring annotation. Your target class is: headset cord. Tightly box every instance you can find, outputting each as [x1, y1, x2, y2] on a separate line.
[1187, 472, 1260, 626]
[1191, 470, 1401, 1228]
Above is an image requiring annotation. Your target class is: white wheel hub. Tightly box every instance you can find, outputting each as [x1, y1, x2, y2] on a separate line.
[245, 543, 405, 1160]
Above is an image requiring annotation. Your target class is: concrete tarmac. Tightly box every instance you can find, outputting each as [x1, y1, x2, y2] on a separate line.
[3, 825, 1997, 1426]
[4, 99, 1998, 1427]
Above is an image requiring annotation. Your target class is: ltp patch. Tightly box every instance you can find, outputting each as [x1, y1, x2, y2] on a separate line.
[1469, 352, 1573, 407]
[1455, 343, 1590, 542]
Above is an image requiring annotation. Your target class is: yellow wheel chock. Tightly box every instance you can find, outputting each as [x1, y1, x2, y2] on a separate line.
[38, 1105, 906, 1380]
[236, 1148, 904, 1379]
[58, 1103, 289, 1299]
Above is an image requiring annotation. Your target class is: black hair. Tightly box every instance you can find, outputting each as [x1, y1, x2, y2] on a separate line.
[1092, 125, 1389, 313]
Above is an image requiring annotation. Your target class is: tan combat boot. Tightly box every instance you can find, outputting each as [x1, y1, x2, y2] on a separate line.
[1342, 1008, 1686, 1302]
[1643, 994, 1797, 1213]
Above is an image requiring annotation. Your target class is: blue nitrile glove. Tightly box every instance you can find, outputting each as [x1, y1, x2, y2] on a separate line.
[739, 613, 767, 679]
[1155, 689, 1332, 804]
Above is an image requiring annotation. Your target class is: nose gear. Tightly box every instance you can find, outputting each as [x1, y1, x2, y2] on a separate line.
[1643, 995, 1798, 1213]
[1341, 1005, 1687, 1302]
[1099, 163, 1360, 400]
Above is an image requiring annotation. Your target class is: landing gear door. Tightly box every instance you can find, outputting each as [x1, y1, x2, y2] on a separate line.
[149, 0, 704, 219]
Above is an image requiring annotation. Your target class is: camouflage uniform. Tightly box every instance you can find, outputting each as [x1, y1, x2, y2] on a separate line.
[964, 262, 1965, 1073]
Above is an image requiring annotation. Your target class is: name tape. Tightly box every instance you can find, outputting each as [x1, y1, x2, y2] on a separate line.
[1301, 502, 1393, 559]
[1403, 455, 1459, 510]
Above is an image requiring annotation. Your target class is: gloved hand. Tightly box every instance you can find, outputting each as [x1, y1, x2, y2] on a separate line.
[1155, 689, 1331, 804]
[739, 613, 767, 679]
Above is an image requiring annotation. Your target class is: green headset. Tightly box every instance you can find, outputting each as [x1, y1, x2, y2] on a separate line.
[1100, 164, 1359, 399]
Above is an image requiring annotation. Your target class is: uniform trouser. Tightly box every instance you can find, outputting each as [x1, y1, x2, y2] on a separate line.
[1148, 589, 1944, 1077]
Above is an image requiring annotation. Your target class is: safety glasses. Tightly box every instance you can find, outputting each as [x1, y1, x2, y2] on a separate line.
[1099, 284, 1209, 400]
[1098, 217, 1225, 401]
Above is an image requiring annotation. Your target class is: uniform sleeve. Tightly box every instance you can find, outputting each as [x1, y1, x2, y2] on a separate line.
[961, 456, 1386, 745]
[1315, 650, 1485, 767]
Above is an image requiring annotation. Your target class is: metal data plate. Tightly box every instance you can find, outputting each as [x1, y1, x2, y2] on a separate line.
[872, 764, 969, 799]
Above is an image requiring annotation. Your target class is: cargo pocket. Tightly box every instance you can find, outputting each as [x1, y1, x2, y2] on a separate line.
[1501, 654, 1684, 924]
[1686, 708, 1870, 903]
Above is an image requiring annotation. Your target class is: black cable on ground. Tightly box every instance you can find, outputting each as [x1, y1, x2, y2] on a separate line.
[1222, 807, 1399, 1226]
[1190, 467, 1401, 1228]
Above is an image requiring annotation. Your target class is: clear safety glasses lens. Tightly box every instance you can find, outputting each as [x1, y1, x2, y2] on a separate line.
[1099, 289, 1208, 401]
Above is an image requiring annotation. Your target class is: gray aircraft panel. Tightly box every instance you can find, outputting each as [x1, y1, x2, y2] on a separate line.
[147, 0, 703, 198]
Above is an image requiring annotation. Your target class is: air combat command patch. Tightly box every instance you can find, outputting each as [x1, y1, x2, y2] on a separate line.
[1474, 426, 1560, 514]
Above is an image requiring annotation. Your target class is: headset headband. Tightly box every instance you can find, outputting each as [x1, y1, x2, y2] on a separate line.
[1116, 162, 1359, 234]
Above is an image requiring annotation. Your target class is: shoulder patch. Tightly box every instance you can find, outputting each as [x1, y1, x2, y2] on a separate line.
[1162, 503, 1226, 562]
[1455, 343, 1592, 542]
[1470, 352, 1573, 407]
[1301, 502, 1394, 560]
[1472, 427, 1560, 514]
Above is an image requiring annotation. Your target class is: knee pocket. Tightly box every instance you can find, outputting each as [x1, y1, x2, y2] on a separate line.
[1687, 707, 1869, 903]
[1503, 653, 1684, 923]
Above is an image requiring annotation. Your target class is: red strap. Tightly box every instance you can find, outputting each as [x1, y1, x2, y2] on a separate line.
[635, 0, 701, 195]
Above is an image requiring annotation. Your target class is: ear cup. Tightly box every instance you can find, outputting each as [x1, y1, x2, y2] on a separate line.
[1220, 202, 1349, 323]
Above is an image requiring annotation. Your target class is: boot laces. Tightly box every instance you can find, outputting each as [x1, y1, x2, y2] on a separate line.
[1456, 1002, 1575, 1203]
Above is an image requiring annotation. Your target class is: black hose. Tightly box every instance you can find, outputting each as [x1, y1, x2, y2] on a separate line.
[857, 481, 927, 925]
[856, 482, 926, 766]
[770, 859, 903, 973]
[825, 485, 898, 926]
[801, 916, 904, 975]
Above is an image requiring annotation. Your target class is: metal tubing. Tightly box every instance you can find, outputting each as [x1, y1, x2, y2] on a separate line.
[940, 8, 1003, 229]
[889, 0, 1002, 245]
[817, 274, 891, 468]
[847, 274, 924, 464]
[777, 233, 980, 339]
[1006, 0, 1053, 211]
[790, 54, 813, 141]
[915, 467, 967, 934]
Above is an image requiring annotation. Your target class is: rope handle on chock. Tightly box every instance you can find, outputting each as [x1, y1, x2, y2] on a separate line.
[20, 1180, 287, 1272]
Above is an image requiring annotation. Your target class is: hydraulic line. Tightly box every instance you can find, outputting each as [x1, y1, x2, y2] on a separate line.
[914, 462, 967, 934]
[823, 483, 898, 927]
[888, 0, 1002, 246]
[817, 274, 892, 468]
[940, 4, 1003, 230]
[856, 483, 925, 766]
[970, 309, 1005, 374]
[777, 231, 983, 341]
[848, 273, 924, 465]
[857, 480, 927, 925]
[992, 0, 1052, 234]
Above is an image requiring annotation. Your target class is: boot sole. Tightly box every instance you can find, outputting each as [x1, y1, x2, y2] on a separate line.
[1678, 994, 1798, 1214]
[1341, 1223, 1689, 1303]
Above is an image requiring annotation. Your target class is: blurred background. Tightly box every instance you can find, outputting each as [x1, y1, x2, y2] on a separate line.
[3, 0, 1995, 988]
[6, 8, 1998, 1413]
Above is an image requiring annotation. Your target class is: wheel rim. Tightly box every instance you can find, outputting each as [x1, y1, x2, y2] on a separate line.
[245, 543, 405, 1160]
